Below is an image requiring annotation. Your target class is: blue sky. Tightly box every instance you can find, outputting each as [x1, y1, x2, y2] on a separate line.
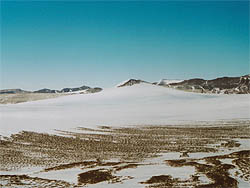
[1, 1, 249, 90]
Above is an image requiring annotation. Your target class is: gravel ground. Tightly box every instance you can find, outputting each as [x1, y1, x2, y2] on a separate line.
[1, 121, 250, 187]
[0, 93, 66, 104]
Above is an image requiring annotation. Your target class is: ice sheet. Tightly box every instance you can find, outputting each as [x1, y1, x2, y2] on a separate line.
[1, 84, 249, 136]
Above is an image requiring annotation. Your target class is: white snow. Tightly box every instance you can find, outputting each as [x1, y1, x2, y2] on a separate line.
[66, 89, 88, 94]
[29, 167, 82, 184]
[157, 79, 184, 85]
[0, 167, 43, 176]
[0, 83, 250, 136]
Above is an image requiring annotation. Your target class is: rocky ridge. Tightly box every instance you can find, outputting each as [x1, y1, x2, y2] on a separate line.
[0, 85, 102, 94]
[0, 89, 30, 94]
[117, 79, 149, 87]
[167, 75, 250, 94]
[117, 75, 250, 94]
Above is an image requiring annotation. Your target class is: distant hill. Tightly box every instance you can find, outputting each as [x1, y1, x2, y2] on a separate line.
[0, 89, 30, 94]
[117, 75, 250, 94]
[117, 79, 149, 87]
[84, 87, 102, 93]
[1, 85, 102, 94]
[60, 86, 90, 93]
[33, 88, 59, 93]
[167, 75, 250, 94]
[2, 75, 249, 96]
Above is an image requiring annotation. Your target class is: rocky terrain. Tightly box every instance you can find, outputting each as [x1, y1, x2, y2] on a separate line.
[1, 120, 250, 187]
[0, 93, 65, 104]
[1, 78, 249, 187]
[0, 85, 102, 94]
[117, 79, 149, 87]
[0, 85, 102, 104]
[117, 75, 250, 94]
[116, 75, 250, 94]
[2, 75, 249, 100]
[166, 75, 250, 94]
[33, 87, 102, 94]
[0, 89, 30, 94]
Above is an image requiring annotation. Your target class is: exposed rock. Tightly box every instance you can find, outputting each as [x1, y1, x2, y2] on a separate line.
[117, 79, 148, 87]
[84, 87, 102, 94]
[0, 89, 30, 94]
[169, 75, 250, 94]
[2, 85, 102, 95]
[34, 88, 59, 93]
[34, 85, 98, 94]
[180, 151, 189, 158]
[60, 85, 90, 93]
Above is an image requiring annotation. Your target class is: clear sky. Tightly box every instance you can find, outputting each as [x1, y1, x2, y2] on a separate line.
[1, 1, 249, 90]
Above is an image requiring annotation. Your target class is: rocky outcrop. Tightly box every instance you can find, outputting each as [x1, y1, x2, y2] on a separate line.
[34, 88, 59, 93]
[33, 85, 93, 94]
[117, 79, 148, 87]
[85, 87, 102, 93]
[1, 85, 102, 95]
[60, 86, 90, 93]
[169, 75, 250, 94]
[0, 89, 30, 94]
[78, 87, 103, 94]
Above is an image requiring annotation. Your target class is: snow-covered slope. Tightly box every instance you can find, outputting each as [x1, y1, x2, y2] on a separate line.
[0, 83, 249, 136]
[157, 79, 184, 85]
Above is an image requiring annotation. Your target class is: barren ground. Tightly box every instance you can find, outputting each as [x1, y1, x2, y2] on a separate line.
[0, 121, 250, 187]
[0, 93, 67, 104]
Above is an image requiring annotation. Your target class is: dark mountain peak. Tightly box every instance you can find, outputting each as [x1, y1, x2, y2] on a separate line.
[168, 75, 250, 94]
[117, 79, 148, 87]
